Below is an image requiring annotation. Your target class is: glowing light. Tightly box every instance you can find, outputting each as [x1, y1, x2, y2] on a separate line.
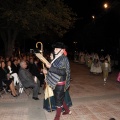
[73, 41, 77, 44]
[92, 15, 95, 19]
[104, 3, 108, 9]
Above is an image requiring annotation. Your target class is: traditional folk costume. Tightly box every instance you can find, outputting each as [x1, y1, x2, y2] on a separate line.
[90, 54, 102, 74]
[44, 42, 71, 120]
[43, 90, 72, 112]
[102, 60, 110, 85]
[87, 56, 93, 68]
[105, 54, 111, 73]
[43, 51, 72, 112]
[79, 52, 85, 64]
[90, 59, 102, 74]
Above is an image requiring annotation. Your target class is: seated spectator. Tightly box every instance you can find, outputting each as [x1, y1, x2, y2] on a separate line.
[18, 60, 40, 100]
[0, 61, 18, 97]
[11, 59, 20, 74]
[5, 57, 10, 62]
[6, 60, 20, 86]
[29, 58, 44, 87]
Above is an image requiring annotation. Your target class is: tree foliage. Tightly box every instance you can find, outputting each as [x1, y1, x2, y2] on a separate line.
[0, 0, 76, 56]
[0, 0, 76, 37]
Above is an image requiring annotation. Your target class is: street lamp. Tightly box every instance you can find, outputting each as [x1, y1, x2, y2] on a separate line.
[103, 3, 110, 13]
[103, 3, 108, 9]
[92, 15, 95, 19]
[92, 15, 96, 24]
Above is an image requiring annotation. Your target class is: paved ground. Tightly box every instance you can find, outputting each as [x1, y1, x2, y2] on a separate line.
[0, 61, 120, 120]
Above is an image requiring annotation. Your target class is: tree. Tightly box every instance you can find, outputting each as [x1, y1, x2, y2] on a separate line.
[0, 0, 76, 57]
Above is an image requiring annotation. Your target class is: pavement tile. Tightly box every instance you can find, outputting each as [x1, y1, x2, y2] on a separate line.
[0, 62, 120, 120]
[75, 108, 92, 115]
[87, 106, 107, 113]
[83, 114, 100, 120]
[95, 112, 117, 120]
[112, 111, 120, 118]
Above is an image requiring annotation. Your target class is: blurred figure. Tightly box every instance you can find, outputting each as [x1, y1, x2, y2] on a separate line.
[102, 58, 110, 85]
[117, 72, 120, 82]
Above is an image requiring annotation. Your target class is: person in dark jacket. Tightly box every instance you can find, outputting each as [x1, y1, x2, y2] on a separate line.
[11, 59, 20, 74]
[29, 58, 44, 87]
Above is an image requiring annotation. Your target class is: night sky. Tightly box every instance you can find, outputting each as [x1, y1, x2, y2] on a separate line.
[63, 0, 120, 55]
[17, 0, 120, 56]
[0, 0, 120, 56]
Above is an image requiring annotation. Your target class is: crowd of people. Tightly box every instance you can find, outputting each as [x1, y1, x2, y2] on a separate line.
[0, 54, 44, 99]
[0, 42, 72, 120]
[1, 42, 119, 120]
[74, 51, 113, 84]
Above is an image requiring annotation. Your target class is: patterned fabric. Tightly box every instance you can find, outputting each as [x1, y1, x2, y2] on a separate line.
[46, 55, 70, 90]
[64, 57, 70, 90]
[46, 72, 61, 90]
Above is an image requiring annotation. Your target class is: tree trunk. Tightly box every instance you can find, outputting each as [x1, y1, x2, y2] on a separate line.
[4, 41, 14, 57]
[0, 29, 18, 57]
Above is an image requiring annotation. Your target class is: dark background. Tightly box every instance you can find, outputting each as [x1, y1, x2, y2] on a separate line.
[0, 0, 120, 59]
[60, 0, 120, 61]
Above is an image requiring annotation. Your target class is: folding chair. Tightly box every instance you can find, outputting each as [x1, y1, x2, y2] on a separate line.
[18, 81, 32, 97]
[0, 84, 7, 98]
[0, 88, 3, 98]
